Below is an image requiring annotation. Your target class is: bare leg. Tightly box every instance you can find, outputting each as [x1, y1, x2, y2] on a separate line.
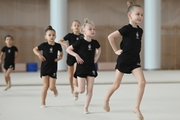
[103, 70, 124, 112]
[74, 78, 78, 88]
[49, 77, 58, 97]
[41, 76, 49, 107]
[84, 76, 94, 114]
[132, 68, 146, 120]
[74, 77, 85, 94]
[3, 70, 8, 84]
[73, 63, 78, 87]
[4, 68, 13, 91]
[73, 77, 86, 100]
[73, 63, 79, 99]
[68, 65, 75, 93]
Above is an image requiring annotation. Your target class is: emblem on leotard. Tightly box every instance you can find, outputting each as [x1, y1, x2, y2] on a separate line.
[53, 73, 56, 77]
[8, 49, 11, 53]
[137, 63, 141, 66]
[9, 65, 12, 68]
[76, 37, 79, 40]
[49, 47, 53, 53]
[88, 44, 92, 50]
[136, 32, 139, 39]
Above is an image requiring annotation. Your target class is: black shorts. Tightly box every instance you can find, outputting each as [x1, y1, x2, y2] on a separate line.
[4, 63, 15, 70]
[115, 62, 141, 74]
[66, 54, 76, 66]
[40, 62, 57, 79]
[40, 72, 57, 79]
[74, 69, 98, 78]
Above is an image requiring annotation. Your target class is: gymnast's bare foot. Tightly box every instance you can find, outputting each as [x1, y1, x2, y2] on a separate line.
[103, 101, 110, 112]
[133, 108, 144, 120]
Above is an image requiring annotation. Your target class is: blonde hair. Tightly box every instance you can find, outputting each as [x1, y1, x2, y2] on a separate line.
[81, 18, 94, 33]
[127, 1, 141, 13]
[72, 20, 81, 25]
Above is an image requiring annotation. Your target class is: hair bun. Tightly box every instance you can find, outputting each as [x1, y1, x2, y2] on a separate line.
[84, 18, 89, 23]
[127, 1, 133, 7]
[45, 25, 55, 32]
[47, 25, 53, 29]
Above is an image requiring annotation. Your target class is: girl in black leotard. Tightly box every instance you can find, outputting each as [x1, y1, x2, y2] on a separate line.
[0, 35, 19, 91]
[33, 26, 63, 108]
[59, 20, 82, 100]
[66, 18, 101, 114]
[103, 1, 146, 120]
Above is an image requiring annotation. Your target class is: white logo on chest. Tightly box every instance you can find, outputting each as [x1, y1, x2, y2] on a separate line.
[49, 47, 53, 53]
[8, 49, 11, 53]
[136, 32, 139, 39]
[88, 44, 92, 50]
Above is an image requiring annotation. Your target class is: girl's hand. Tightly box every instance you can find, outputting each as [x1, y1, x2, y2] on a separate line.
[54, 55, 63, 62]
[115, 49, 123, 55]
[54, 58, 58, 62]
[75, 54, 84, 64]
[38, 55, 46, 62]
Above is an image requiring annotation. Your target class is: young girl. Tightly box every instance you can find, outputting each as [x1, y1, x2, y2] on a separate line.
[103, 1, 146, 120]
[59, 20, 82, 100]
[0, 35, 19, 91]
[33, 26, 63, 107]
[66, 18, 101, 114]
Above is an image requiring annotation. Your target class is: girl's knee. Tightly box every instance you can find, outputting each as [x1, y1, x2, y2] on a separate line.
[112, 83, 120, 90]
[79, 88, 85, 94]
[87, 90, 93, 95]
[87, 87, 93, 92]
[4, 73, 9, 78]
[43, 85, 49, 91]
[139, 80, 146, 88]
[49, 87, 55, 91]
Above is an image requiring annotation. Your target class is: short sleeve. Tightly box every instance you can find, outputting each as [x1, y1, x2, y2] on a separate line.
[14, 46, 18, 52]
[94, 40, 100, 49]
[57, 43, 63, 52]
[1, 46, 6, 52]
[63, 33, 71, 41]
[118, 25, 129, 36]
[140, 28, 143, 35]
[38, 43, 45, 51]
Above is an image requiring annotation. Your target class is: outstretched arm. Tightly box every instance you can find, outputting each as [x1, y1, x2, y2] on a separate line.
[108, 30, 123, 55]
[59, 38, 69, 48]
